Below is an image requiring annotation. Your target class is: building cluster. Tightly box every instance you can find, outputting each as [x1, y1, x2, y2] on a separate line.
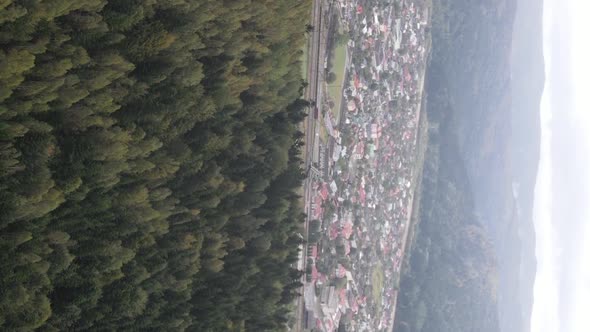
[303, 0, 430, 331]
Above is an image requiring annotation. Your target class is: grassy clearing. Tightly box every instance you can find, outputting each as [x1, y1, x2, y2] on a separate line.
[328, 42, 347, 122]
[371, 262, 385, 316]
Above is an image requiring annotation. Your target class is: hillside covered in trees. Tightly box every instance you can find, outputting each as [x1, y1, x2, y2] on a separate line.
[0, 0, 311, 330]
[393, 76, 501, 332]
[394, 0, 529, 330]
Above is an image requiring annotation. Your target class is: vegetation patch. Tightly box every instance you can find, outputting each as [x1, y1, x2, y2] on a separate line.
[327, 42, 348, 122]
[0, 0, 312, 330]
[302, 38, 310, 81]
[371, 262, 385, 316]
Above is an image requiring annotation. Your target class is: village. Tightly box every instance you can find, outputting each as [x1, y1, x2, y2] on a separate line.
[299, 0, 431, 331]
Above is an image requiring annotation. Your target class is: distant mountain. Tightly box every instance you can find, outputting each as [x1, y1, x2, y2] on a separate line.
[427, 0, 543, 330]
[396, 0, 544, 331]
[394, 111, 501, 332]
[503, 0, 544, 331]
[394, 0, 517, 330]
[422, 0, 543, 330]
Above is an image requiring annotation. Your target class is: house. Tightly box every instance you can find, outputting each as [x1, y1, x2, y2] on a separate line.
[342, 221, 354, 239]
[366, 123, 382, 139]
[320, 183, 329, 201]
[330, 180, 338, 194]
[347, 99, 358, 113]
[352, 142, 365, 159]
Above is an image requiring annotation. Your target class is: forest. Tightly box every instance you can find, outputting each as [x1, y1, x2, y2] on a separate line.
[0, 0, 311, 330]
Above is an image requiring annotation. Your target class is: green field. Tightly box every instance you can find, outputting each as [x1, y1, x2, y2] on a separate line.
[371, 262, 385, 317]
[328, 42, 347, 123]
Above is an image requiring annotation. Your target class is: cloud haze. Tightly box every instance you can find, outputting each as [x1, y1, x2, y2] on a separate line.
[532, 0, 590, 331]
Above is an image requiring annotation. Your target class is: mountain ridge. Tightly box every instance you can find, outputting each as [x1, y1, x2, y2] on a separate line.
[502, 0, 545, 330]
[394, 0, 544, 330]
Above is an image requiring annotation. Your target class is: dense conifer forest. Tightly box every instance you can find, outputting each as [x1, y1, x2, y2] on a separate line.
[0, 0, 311, 330]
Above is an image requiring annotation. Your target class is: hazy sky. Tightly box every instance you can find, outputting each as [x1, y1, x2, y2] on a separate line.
[531, 0, 590, 331]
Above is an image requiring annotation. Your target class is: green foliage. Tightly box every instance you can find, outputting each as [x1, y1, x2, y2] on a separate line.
[326, 72, 337, 84]
[335, 32, 349, 47]
[308, 219, 321, 243]
[0, 0, 312, 330]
